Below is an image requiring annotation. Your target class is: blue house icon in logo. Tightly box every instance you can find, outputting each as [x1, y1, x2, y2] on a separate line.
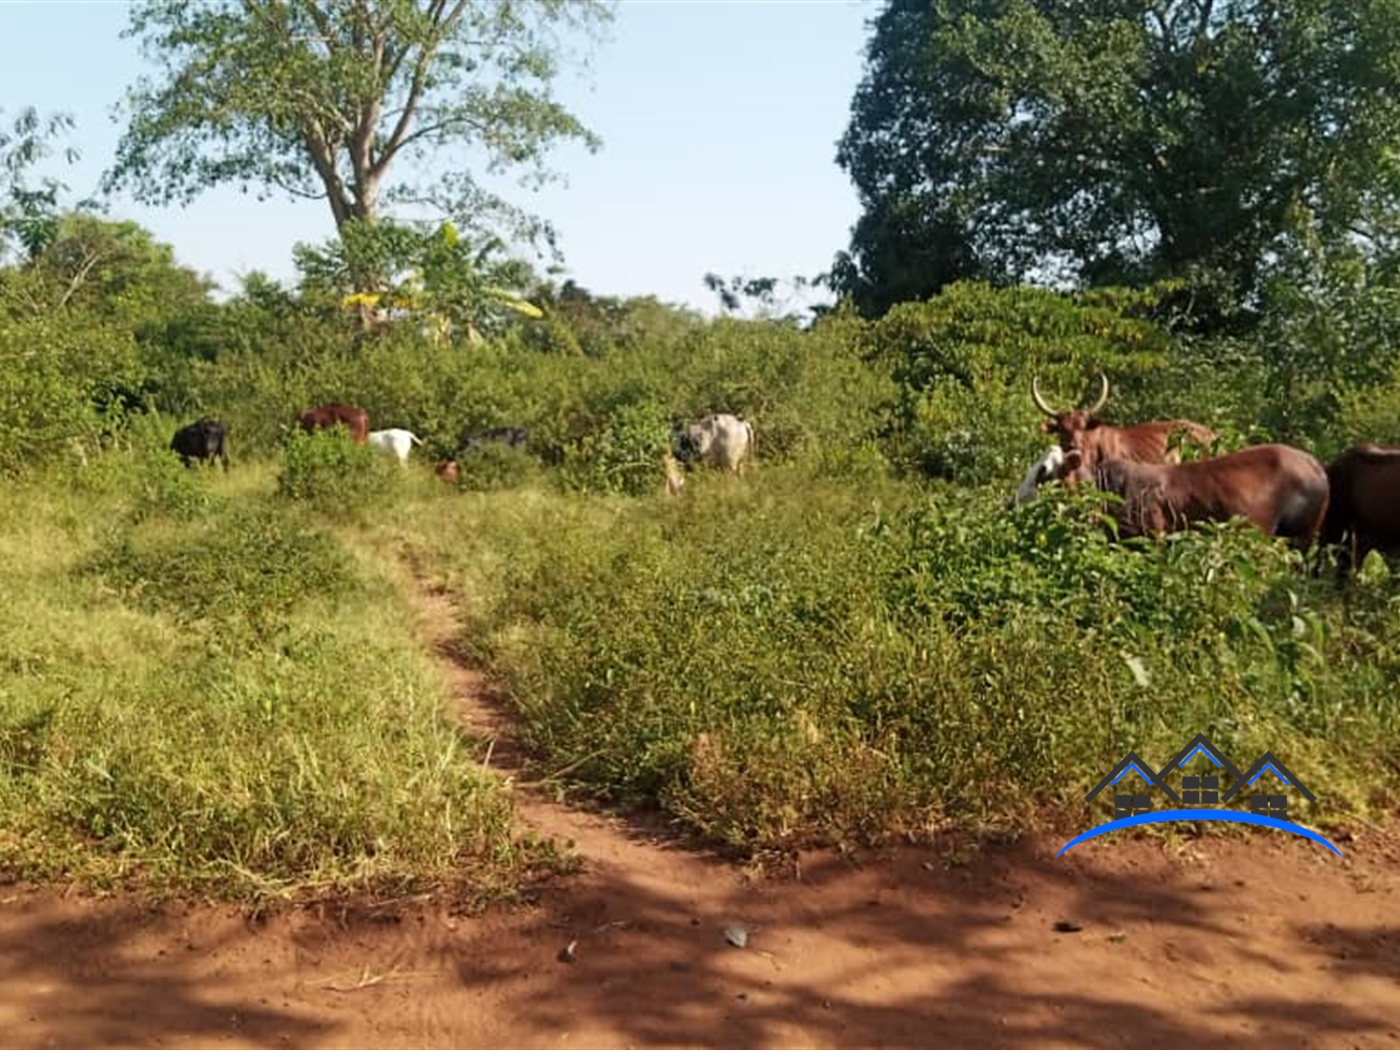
[1223, 750, 1317, 821]
[1083, 749, 1178, 819]
[1156, 732, 1244, 807]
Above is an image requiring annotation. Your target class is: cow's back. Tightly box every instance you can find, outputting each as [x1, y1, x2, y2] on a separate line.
[1325, 444, 1400, 549]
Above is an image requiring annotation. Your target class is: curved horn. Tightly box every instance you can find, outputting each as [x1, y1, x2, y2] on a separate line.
[1085, 372, 1109, 415]
[1030, 376, 1058, 417]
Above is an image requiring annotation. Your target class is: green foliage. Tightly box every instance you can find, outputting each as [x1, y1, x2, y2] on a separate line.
[294, 218, 538, 339]
[128, 443, 221, 523]
[276, 426, 397, 516]
[561, 397, 672, 497]
[0, 106, 81, 263]
[453, 442, 541, 493]
[0, 310, 145, 475]
[19, 214, 211, 320]
[437, 474, 1398, 854]
[866, 283, 1180, 482]
[835, 0, 1400, 324]
[107, 0, 614, 268]
[88, 500, 360, 643]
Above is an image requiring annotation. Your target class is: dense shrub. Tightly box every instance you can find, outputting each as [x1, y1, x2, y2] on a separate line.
[275, 426, 397, 515]
[0, 311, 146, 475]
[439, 472, 1397, 853]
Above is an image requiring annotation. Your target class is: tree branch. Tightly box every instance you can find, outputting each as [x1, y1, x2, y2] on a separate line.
[373, 0, 471, 179]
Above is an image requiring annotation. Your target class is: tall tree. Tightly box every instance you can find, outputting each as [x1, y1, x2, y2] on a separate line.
[0, 107, 83, 263]
[834, 0, 1400, 324]
[104, 0, 613, 292]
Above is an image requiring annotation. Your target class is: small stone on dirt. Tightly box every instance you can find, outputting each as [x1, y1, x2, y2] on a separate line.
[1053, 921, 1083, 933]
[724, 924, 749, 948]
[557, 939, 578, 964]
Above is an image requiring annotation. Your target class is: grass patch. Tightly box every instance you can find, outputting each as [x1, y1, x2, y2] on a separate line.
[0, 454, 534, 903]
[404, 464, 1400, 854]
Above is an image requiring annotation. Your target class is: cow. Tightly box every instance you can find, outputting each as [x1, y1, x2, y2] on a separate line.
[298, 404, 369, 445]
[673, 413, 755, 474]
[1008, 445, 1066, 507]
[1319, 443, 1400, 578]
[1081, 443, 1330, 552]
[436, 459, 461, 484]
[459, 425, 528, 453]
[169, 418, 230, 471]
[367, 428, 423, 465]
[1031, 373, 1217, 487]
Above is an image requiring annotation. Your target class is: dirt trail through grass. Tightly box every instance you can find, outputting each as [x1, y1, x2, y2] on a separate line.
[1, 551, 1398, 1049]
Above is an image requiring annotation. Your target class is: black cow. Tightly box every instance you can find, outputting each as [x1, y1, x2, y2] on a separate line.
[1320, 443, 1400, 578]
[170, 418, 230, 471]
[459, 425, 529, 453]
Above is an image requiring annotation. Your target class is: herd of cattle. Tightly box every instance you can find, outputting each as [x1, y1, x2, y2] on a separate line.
[166, 378, 1397, 579]
[1011, 373, 1399, 577]
[168, 405, 757, 490]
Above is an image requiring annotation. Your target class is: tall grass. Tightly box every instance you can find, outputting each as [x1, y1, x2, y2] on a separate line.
[0, 448, 531, 901]
[407, 466, 1400, 854]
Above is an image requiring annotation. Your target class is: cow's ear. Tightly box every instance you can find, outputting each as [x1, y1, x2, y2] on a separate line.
[1038, 419, 1055, 435]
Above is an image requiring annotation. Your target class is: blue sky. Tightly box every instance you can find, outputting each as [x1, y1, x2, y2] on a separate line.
[0, 0, 877, 314]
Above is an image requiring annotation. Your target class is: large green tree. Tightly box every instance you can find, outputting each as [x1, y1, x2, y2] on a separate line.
[834, 0, 1400, 324]
[104, 0, 613, 292]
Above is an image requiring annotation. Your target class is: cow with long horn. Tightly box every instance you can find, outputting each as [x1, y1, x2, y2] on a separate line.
[1029, 372, 1217, 491]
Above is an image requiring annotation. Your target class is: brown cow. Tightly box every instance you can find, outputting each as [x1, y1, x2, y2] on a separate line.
[1320, 443, 1400, 577]
[298, 404, 369, 445]
[1032, 373, 1217, 488]
[1082, 443, 1330, 552]
[435, 459, 461, 484]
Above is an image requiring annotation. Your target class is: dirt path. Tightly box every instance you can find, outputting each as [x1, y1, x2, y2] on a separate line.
[2, 558, 1399, 1049]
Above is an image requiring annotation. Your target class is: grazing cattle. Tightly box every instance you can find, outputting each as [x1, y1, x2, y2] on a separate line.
[436, 459, 461, 483]
[673, 413, 755, 474]
[1031, 373, 1217, 487]
[169, 418, 229, 471]
[1009, 445, 1066, 507]
[1320, 443, 1400, 578]
[298, 404, 369, 445]
[459, 425, 528, 453]
[367, 428, 423, 465]
[1083, 443, 1329, 551]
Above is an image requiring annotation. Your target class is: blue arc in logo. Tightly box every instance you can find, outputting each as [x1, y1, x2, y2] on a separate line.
[1058, 808, 1342, 857]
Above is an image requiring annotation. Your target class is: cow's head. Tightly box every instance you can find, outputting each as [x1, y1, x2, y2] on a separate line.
[672, 417, 713, 463]
[1031, 374, 1110, 482]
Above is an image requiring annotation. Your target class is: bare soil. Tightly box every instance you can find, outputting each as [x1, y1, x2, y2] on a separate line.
[3, 559, 1398, 1049]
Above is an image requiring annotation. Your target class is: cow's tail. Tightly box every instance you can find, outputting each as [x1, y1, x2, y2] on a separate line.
[410, 432, 423, 446]
[745, 420, 755, 459]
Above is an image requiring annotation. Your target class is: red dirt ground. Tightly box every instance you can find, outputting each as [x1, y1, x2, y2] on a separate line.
[2, 565, 1398, 1049]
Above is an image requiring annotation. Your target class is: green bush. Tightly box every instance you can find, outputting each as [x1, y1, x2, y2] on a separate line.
[434, 468, 1396, 854]
[276, 426, 396, 515]
[561, 398, 673, 496]
[453, 441, 541, 492]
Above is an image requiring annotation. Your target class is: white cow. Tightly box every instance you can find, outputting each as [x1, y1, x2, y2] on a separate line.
[674, 413, 755, 474]
[367, 428, 423, 465]
[1010, 445, 1066, 506]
